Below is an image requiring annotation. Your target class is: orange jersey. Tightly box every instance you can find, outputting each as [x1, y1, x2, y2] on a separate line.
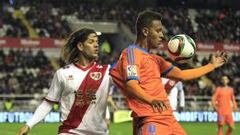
[110, 45, 174, 117]
[214, 87, 235, 114]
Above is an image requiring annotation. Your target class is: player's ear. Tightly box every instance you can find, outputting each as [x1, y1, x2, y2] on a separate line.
[77, 42, 83, 51]
[142, 27, 149, 37]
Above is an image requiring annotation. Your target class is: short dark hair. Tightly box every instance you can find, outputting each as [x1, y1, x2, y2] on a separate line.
[61, 28, 96, 64]
[135, 10, 162, 37]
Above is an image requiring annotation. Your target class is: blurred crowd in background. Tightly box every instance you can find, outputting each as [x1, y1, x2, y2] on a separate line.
[0, 0, 239, 42]
[0, 49, 53, 95]
[0, 0, 240, 99]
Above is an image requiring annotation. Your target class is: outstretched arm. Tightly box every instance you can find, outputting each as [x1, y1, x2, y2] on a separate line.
[166, 52, 228, 81]
[17, 100, 54, 135]
[211, 91, 218, 111]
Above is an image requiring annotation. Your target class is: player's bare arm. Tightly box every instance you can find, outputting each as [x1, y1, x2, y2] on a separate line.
[107, 96, 118, 111]
[211, 93, 218, 111]
[166, 52, 228, 81]
[232, 94, 238, 111]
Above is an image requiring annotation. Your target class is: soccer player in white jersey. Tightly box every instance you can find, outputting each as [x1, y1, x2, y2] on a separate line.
[162, 78, 185, 111]
[17, 28, 112, 135]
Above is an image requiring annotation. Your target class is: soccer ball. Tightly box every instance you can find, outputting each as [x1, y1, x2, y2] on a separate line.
[167, 34, 196, 63]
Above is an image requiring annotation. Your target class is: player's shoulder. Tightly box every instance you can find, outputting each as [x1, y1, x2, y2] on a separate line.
[125, 45, 150, 54]
[56, 64, 75, 73]
[151, 54, 169, 65]
[176, 81, 183, 85]
[227, 86, 234, 91]
[95, 63, 110, 70]
[161, 77, 169, 83]
[60, 64, 74, 69]
[215, 87, 222, 92]
[151, 54, 164, 60]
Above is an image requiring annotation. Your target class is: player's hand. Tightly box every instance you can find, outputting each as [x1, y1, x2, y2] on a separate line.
[233, 106, 238, 111]
[113, 105, 119, 111]
[150, 99, 169, 113]
[210, 51, 228, 68]
[213, 106, 218, 111]
[16, 125, 30, 135]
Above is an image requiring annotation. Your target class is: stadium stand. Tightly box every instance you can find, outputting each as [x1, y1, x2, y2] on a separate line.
[0, 0, 239, 112]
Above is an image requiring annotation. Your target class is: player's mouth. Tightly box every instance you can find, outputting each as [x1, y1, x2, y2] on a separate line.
[95, 49, 98, 54]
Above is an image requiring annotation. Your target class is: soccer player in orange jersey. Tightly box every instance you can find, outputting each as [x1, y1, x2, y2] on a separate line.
[110, 10, 228, 135]
[212, 75, 238, 135]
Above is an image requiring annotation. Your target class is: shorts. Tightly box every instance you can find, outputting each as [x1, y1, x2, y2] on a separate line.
[133, 115, 187, 135]
[217, 113, 234, 126]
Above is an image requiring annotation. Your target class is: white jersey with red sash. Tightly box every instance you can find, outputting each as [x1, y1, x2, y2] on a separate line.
[45, 62, 110, 135]
[162, 78, 185, 111]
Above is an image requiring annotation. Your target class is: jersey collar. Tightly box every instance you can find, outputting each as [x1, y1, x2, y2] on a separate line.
[128, 44, 150, 54]
[74, 62, 95, 71]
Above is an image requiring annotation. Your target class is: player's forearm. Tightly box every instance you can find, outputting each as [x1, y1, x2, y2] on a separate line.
[233, 101, 238, 110]
[26, 100, 53, 129]
[211, 98, 217, 109]
[126, 80, 153, 104]
[167, 63, 215, 81]
[107, 96, 118, 110]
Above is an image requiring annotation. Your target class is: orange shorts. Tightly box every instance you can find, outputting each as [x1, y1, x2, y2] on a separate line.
[217, 113, 234, 126]
[133, 115, 187, 135]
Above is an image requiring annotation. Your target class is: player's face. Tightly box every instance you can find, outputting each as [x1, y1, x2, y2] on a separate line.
[147, 20, 164, 49]
[78, 33, 99, 59]
[221, 76, 229, 85]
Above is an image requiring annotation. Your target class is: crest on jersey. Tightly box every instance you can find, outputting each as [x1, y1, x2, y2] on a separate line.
[127, 65, 138, 77]
[90, 72, 102, 81]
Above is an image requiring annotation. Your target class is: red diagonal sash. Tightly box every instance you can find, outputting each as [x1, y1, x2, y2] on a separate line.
[59, 64, 108, 134]
[164, 80, 178, 92]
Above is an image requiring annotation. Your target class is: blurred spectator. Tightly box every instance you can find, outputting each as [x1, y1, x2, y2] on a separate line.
[0, 0, 240, 97]
[1, 0, 239, 42]
[3, 97, 14, 112]
[0, 49, 54, 94]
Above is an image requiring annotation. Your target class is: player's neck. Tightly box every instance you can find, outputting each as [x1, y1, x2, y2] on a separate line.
[135, 38, 149, 50]
[77, 56, 95, 67]
[222, 84, 229, 88]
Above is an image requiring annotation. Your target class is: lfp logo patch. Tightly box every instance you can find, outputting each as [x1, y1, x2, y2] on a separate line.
[127, 65, 138, 77]
[148, 124, 156, 135]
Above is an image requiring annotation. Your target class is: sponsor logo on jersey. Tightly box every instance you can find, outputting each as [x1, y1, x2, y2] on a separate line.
[127, 65, 138, 77]
[75, 90, 96, 106]
[90, 72, 102, 81]
[67, 75, 74, 80]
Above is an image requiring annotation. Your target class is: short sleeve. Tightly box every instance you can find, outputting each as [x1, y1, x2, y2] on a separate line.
[45, 70, 64, 103]
[121, 48, 142, 82]
[176, 81, 183, 91]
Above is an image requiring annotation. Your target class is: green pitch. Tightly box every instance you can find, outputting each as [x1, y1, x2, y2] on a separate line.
[1, 122, 240, 135]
